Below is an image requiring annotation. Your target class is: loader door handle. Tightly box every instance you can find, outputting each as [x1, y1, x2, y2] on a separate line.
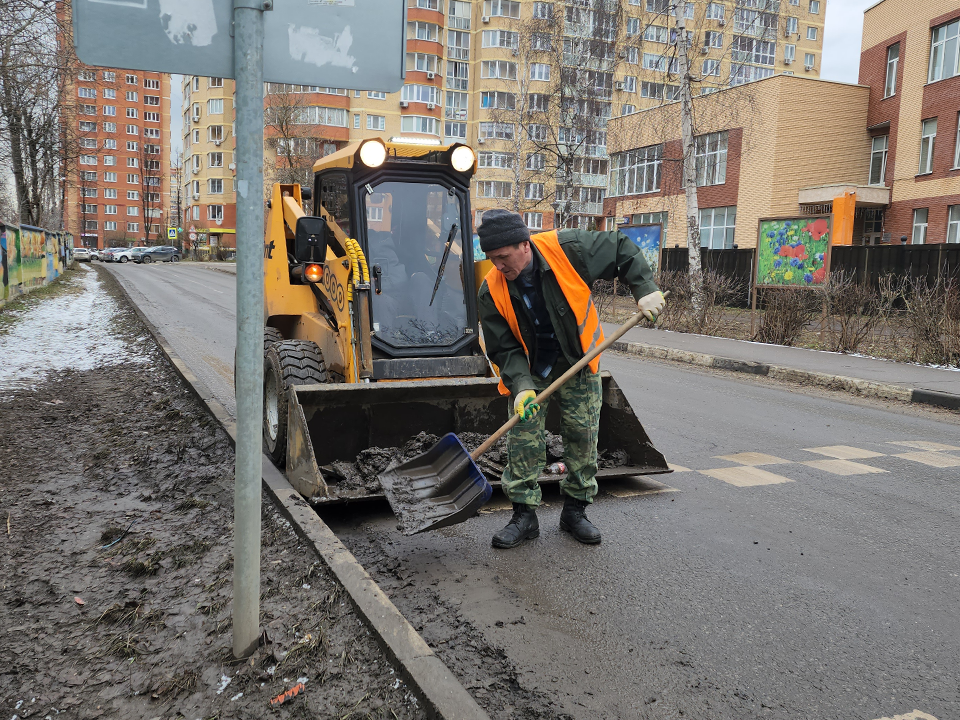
[372, 264, 382, 294]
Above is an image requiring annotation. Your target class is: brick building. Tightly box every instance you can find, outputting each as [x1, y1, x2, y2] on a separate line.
[605, 0, 960, 249]
[860, 0, 960, 244]
[180, 0, 825, 238]
[62, 68, 172, 249]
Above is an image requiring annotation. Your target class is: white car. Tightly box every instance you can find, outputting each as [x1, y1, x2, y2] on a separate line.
[73, 247, 92, 262]
[112, 247, 144, 263]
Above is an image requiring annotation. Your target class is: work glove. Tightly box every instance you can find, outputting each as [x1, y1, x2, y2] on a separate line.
[513, 389, 540, 423]
[637, 290, 666, 322]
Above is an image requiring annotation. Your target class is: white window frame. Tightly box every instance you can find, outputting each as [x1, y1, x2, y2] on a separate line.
[699, 206, 737, 249]
[919, 118, 937, 175]
[869, 135, 888, 185]
[806, 27, 817, 41]
[947, 205, 960, 244]
[694, 131, 728, 187]
[610, 144, 662, 196]
[911, 208, 928, 244]
[809, 0, 820, 14]
[884, 43, 899, 97]
[367, 114, 386, 131]
[523, 212, 543, 230]
[928, 19, 960, 83]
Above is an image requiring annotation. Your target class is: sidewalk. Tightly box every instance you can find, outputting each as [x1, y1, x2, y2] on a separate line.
[604, 323, 960, 411]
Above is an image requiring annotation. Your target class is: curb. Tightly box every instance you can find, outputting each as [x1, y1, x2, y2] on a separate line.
[98, 266, 490, 720]
[611, 340, 960, 412]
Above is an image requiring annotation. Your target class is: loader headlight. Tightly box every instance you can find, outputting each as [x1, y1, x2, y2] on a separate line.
[449, 145, 475, 172]
[304, 263, 323, 283]
[358, 140, 387, 168]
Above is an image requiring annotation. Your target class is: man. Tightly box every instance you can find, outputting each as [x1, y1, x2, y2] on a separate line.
[477, 209, 665, 548]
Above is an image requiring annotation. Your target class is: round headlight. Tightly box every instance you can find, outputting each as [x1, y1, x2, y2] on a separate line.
[304, 263, 323, 283]
[450, 145, 476, 173]
[358, 140, 386, 168]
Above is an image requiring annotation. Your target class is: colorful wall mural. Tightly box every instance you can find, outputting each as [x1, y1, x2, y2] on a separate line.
[0, 223, 72, 308]
[756, 216, 831, 287]
[619, 224, 663, 274]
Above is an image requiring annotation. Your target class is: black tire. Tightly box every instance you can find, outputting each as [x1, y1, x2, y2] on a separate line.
[263, 340, 326, 464]
[119, 256, 128, 263]
[233, 326, 285, 394]
[171, 255, 180, 263]
[143, 256, 153, 264]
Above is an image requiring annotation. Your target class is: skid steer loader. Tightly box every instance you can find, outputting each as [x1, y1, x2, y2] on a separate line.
[260, 137, 669, 503]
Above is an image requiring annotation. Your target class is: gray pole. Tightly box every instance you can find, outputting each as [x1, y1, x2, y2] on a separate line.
[232, 0, 267, 659]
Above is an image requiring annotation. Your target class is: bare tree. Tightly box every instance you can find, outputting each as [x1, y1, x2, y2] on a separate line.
[169, 150, 184, 249]
[264, 84, 325, 189]
[0, 174, 17, 223]
[138, 139, 164, 244]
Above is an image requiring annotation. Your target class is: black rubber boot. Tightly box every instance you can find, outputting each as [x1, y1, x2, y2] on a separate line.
[492, 503, 539, 549]
[559, 496, 601, 544]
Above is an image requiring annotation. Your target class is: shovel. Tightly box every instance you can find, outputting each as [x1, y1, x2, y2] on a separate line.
[379, 306, 658, 535]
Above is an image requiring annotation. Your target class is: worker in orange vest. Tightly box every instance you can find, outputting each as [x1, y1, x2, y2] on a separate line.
[477, 209, 665, 548]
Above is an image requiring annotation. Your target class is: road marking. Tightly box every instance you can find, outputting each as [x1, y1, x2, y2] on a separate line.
[887, 440, 960, 452]
[804, 445, 886, 460]
[699, 466, 794, 487]
[894, 451, 960, 468]
[667, 463, 691, 472]
[714, 452, 792, 466]
[801, 459, 888, 476]
[871, 711, 938, 720]
[602, 476, 679, 498]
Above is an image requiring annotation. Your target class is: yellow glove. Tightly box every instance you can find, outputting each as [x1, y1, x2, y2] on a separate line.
[513, 389, 540, 423]
[637, 290, 666, 321]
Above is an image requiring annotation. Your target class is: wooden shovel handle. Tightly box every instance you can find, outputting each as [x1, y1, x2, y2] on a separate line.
[470, 307, 654, 461]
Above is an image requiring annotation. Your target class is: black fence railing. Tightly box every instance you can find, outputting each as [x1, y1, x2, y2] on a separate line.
[660, 244, 960, 292]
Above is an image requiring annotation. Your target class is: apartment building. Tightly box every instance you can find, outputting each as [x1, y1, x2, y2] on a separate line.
[605, 73, 874, 249]
[181, 76, 238, 250]
[860, 0, 960, 244]
[63, 69, 172, 248]
[181, 0, 825, 238]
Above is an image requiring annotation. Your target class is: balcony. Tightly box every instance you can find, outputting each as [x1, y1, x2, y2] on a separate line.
[444, 107, 468, 120]
[448, 16, 470, 30]
[446, 77, 468, 91]
[575, 172, 607, 188]
[568, 201, 604, 216]
[447, 46, 469, 61]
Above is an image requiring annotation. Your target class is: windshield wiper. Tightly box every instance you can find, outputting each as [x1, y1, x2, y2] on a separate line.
[429, 223, 458, 307]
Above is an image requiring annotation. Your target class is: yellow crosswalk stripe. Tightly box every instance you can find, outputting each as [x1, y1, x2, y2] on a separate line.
[894, 451, 960, 468]
[804, 445, 885, 460]
[887, 440, 960, 452]
[801, 459, 888, 476]
[714, 452, 792, 466]
[700, 466, 794, 487]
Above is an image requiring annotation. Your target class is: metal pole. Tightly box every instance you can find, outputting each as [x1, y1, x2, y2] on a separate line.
[232, 0, 267, 659]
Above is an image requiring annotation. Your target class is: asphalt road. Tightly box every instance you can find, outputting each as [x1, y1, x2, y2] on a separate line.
[103, 261, 959, 720]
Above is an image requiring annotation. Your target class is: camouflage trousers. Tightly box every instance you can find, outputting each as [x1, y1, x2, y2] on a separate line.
[501, 366, 602, 507]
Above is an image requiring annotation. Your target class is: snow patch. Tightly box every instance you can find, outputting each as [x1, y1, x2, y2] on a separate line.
[0, 267, 151, 394]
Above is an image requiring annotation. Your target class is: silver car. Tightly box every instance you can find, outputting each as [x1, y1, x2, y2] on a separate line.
[73, 247, 92, 262]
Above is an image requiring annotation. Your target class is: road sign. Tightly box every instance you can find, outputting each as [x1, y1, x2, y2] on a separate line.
[167, 228, 177, 240]
[188, 232, 197, 241]
[73, 0, 406, 91]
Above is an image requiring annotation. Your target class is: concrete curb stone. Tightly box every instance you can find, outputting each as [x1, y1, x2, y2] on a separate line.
[611, 340, 957, 411]
[98, 265, 490, 720]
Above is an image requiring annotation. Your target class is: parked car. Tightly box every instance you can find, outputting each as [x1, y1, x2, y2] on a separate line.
[101, 248, 122, 262]
[89, 249, 101, 261]
[137, 246, 182, 264]
[112, 247, 144, 263]
[129, 247, 151, 262]
[72, 247, 92, 262]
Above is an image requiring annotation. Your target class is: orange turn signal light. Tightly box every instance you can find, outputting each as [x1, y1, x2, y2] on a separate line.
[304, 263, 323, 283]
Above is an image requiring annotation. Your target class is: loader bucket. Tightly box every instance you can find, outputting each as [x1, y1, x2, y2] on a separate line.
[284, 372, 669, 503]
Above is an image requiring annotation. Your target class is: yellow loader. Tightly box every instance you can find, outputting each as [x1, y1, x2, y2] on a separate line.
[259, 137, 668, 503]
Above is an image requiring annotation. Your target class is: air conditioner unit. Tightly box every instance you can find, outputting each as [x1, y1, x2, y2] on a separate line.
[426, 71, 435, 79]
[614, 81, 625, 90]
[427, 103, 435, 110]
[214, 139, 222, 146]
[228, 163, 236, 170]
[618, 49, 627, 59]
[481, 15, 490, 22]
[784, 27, 792, 38]
[191, 114, 200, 122]
[477, 137, 485, 144]
[784, 58, 793, 65]
[511, 47, 519, 57]
[400, 100, 409, 108]
[192, 192, 200, 200]
[718, 18, 726, 26]
[804, 63, 814, 71]
[700, 45, 709, 54]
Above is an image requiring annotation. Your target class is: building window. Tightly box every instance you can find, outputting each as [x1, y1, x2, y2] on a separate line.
[525, 183, 544, 200]
[526, 153, 545, 170]
[624, 75, 637, 92]
[912, 208, 928, 244]
[884, 43, 899, 97]
[79, 70, 96, 81]
[126, 108, 138, 119]
[104, 221, 117, 231]
[144, 112, 160, 122]
[644, 25, 668, 44]
[785, 16, 798, 35]
[702, 60, 721, 77]
[79, 121, 97, 132]
[354, 113, 360, 128]
[208, 205, 224, 221]
[929, 19, 960, 83]
[104, 205, 117, 215]
[207, 98, 223, 114]
[81, 204, 97, 214]
[80, 155, 97, 165]
[104, 172, 117, 182]
[400, 115, 440, 135]
[809, 0, 820, 13]
[699, 206, 737, 249]
[478, 121, 514, 139]
[869, 135, 888, 185]
[208, 77, 223, 88]
[919, 118, 937, 174]
[622, 104, 636, 115]
[209, 179, 223, 194]
[481, 29, 518, 49]
[806, 27, 817, 41]
[705, 31, 723, 49]
[78, 87, 96, 99]
[84, 220, 98, 231]
[127, 190, 139, 200]
[705, 2, 724, 20]
[610, 144, 662, 196]
[804, 53, 816, 69]
[527, 124, 548, 141]
[401, 83, 440, 104]
[127, 222, 139, 232]
[478, 151, 514, 168]
[477, 180, 512, 198]
[104, 188, 117, 199]
[125, 74, 138, 85]
[126, 91, 138, 102]
[126, 124, 138, 135]
[444, 121, 467, 139]
[695, 131, 728, 186]
[530, 63, 551, 81]
[954, 114, 960, 168]
[103, 105, 116, 116]
[209, 125, 225, 142]
[126, 157, 137, 167]
[532, 1, 552, 19]
[81, 187, 97, 197]
[144, 128, 160, 138]
[103, 122, 116, 133]
[127, 206, 139, 216]
[784, 44, 796, 63]
[368, 91, 386, 100]
[483, 0, 520, 18]
[127, 173, 140, 184]
[482, 60, 517, 80]
[367, 114, 385, 131]
[947, 206, 960, 244]
[80, 138, 97, 149]
[524, 212, 543, 229]
[407, 21, 439, 41]
[144, 78, 160, 89]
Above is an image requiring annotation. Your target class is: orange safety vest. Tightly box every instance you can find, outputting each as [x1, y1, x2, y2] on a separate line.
[485, 231, 604, 396]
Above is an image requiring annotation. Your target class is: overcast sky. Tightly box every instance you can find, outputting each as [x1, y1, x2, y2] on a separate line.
[820, 0, 880, 84]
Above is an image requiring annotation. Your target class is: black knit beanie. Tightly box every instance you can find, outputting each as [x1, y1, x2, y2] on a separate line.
[477, 209, 530, 252]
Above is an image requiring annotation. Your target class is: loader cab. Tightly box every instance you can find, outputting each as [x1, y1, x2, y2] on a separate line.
[313, 139, 481, 363]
